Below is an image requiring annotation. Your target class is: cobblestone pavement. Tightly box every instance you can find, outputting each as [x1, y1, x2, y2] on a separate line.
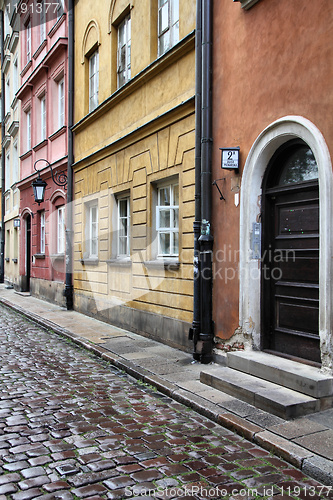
[0, 305, 332, 500]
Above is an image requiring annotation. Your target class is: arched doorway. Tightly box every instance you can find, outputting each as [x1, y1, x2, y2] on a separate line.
[23, 214, 31, 292]
[239, 116, 333, 372]
[261, 140, 320, 363]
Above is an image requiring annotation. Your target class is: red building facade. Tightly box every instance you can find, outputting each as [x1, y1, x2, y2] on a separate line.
[17, 0, 68, 304]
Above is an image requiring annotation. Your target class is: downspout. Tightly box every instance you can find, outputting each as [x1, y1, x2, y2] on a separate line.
[198, 0, 214, 363]
[64, 0, 74, 309]
[0, 9, 5, 284]
[189, 0, 202, 360]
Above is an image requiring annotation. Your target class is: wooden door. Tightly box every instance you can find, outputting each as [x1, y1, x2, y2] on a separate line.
[262, 141, 320, 364]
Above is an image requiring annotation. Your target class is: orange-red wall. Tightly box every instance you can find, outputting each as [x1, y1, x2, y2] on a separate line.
[212, 0, 333, 339]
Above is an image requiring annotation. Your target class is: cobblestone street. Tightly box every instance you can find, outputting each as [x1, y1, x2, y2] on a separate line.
[0, 304, 331, 500]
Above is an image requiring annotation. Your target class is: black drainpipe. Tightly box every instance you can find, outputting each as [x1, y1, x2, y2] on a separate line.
[189, 0, 202, 360]
[0, 9, 5, 284]
[198, 0, 214, 363]
[64, 0, 74, 310]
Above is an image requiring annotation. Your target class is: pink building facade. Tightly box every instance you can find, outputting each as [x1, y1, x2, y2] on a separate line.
[17, 0, 68, 305]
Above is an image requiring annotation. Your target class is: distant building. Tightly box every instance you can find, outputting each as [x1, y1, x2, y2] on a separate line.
[73, 0, 196, 350]
[1, 1, 20, 289]
[16, 0, 69, 304]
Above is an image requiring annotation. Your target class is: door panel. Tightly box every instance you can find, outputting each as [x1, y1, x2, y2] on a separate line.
[262, 184, 320, 363]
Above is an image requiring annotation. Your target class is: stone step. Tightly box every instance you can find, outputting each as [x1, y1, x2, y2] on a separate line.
[227, 351, 333, 398]
[200, 366, 320, 419]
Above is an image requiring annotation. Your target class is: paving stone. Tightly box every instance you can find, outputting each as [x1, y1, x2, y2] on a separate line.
[0, 483, 18, 495]
[18, 475, 51, 490]
[12, 487, 44, 499]
[72, 484, 108, 498]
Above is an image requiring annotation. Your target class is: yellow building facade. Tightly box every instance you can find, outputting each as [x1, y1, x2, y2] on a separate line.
[73, 0, 196, 349]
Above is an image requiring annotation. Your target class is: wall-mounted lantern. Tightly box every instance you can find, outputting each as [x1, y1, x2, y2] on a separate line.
[32, 159, 67, 205]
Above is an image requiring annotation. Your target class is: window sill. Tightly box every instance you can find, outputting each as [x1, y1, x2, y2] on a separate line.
[51, 253, 65, 260]
[48, 13, 66, 39]
[49, 126, 66, 142]
[33, 139, 48, 152]
[33, 39, 47, 59]
[34, 253, 46, 259]
[80, 258, 99, 266]
[20, 150, 32, 161]
[143, 259, 180, 271]
[107, 258, 132, 268]
[20, 60, 32, 77]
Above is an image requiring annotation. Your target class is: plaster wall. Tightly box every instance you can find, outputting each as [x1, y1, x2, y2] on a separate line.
[212, 0, 333, 355]
[73, 0, 196, 350]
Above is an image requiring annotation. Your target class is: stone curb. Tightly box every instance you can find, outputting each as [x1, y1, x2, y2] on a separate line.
[0, 297, 332, 486]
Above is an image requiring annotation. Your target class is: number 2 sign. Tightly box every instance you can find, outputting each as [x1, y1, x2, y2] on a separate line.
[220, 147, 240, 170]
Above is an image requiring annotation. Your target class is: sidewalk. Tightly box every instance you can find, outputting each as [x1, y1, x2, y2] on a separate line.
[0, 284, 332, 486]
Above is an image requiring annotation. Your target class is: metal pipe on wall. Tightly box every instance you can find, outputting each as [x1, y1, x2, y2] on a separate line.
[189, 0, 202, 360]
[198, 0, 214, 363]
[64, 0, 74, 310]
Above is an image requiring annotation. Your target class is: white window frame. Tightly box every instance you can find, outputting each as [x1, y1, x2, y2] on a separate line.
[40, 95, 46, 141]
[5, 75, 10, 114]
[13, 56, 19, 95]
[158, 0, 179, 56]
[89, 50, 99, 112]
[88, 204, 98, 258]
[57, 0, 64, 19]
[26, 109, 31, 150]
[5, 150, 10, 191]
[58, 78, 65, 128]
[117, 14, 131, 88]
[26, 19, 31, 63]
[40, 0, 46, 43]
[13, 140, 19, 184]
[117, 196, 130, 257]
[40, 211, 46, 254]
[57, 205, 65, 254]
[156, 182, 179, 257]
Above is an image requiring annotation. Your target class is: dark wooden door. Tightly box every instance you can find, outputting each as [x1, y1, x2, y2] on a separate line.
[262, 142, 320, 363]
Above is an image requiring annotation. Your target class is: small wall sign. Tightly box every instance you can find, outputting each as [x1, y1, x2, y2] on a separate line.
[14, 219, 20, 228]
[220, 147, 240, 171]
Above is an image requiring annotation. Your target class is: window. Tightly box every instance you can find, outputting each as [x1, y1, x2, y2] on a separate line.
[13, 141, 18, 184]
[156, 182, 179, 257]
[40, 95, 46, 141]
[13, 56, 19, 95]
[89, 51, 99, 112]
[87, 204, 98, 258]
[40, 1, 46, 43]
[26, 19, 31, 63]
[117, 196, 130, 257]
[5, 75, 10, 114]
[14, 227, 18, 260]
[40, 211, 46, 254]
[5, 151, 10, 191]
[158, 0, 179, 56]
[26, 109, 31, 150]
[58, 78, 65, 128]
[117, 14, 131, 87]
[57, 0, 64, 19]
[57, 206, 65, 254]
